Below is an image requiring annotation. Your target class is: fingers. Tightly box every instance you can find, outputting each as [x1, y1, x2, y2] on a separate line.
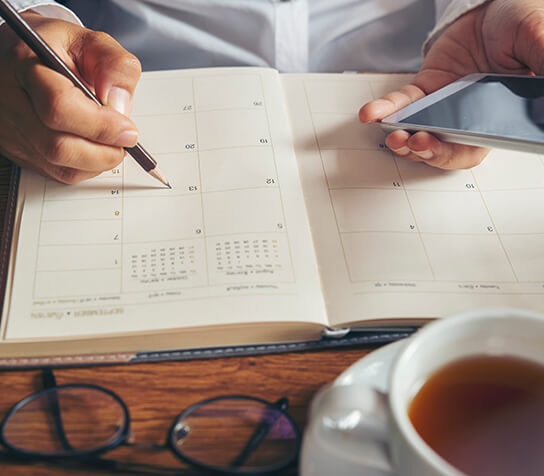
[385, 130, 490, 170]
[12, 153, 104, 185]
[20, 87, 127, 174]
[36, 131, 127, 174]
[359, 70, 487, 170]
[359, 84, 426, 123]
[359, 85, 488, 170]
[0, 90, 126, 181]
[511, 7, 544, 75]
[21, 62, 138, 147]
[385, 130, 425, 163]
[69, 29, 142, 113]
[0, 14, 141, 184]
[4, 130, 123, 184]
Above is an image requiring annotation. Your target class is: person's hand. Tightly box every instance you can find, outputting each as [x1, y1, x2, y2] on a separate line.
[0, 12, 141, 183]
[359, 0, 544, 170]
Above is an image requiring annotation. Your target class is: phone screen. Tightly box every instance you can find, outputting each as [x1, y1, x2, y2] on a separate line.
[396, 76, 544, 143]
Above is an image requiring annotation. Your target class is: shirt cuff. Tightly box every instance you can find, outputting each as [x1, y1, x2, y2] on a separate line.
[423, 0, 492, 55]
[0, 1, 82, 26]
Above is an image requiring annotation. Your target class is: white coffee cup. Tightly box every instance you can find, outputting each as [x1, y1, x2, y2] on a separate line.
[301, 307, 544, 476]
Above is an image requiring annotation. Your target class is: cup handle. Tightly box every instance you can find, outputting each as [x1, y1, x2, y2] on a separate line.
[301, 383, 394, 476]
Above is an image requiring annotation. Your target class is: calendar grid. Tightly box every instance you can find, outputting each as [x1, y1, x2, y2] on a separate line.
[300, 76, 544, 290]
[27, 70, 301, 302]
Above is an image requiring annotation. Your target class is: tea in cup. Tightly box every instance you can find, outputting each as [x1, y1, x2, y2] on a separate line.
[301, 308, 544, 476]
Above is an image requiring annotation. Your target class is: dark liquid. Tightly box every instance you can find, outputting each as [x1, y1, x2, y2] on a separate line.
[408, 355, 544, 476]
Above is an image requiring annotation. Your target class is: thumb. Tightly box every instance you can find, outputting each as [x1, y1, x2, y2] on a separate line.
[70, 29, 141, 115]
[513, 8, 544, 75]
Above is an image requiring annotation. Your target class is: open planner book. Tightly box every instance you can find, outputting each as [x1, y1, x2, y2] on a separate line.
[1, 68, 544, 367]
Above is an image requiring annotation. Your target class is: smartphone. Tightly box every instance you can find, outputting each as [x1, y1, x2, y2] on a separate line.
[380, 73, 544, 153]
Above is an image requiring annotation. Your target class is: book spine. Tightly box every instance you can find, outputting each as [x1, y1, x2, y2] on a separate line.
[0, 163, 20, 317]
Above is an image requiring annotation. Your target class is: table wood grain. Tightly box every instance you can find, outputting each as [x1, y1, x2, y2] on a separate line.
[0, 157, 380, 475]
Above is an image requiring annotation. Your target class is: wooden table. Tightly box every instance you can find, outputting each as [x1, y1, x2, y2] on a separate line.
[0, 157, 383, 475]
[0, 348, 379, 475]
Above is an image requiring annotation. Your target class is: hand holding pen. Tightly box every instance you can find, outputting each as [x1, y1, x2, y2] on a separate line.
[0, 1, 170, 187]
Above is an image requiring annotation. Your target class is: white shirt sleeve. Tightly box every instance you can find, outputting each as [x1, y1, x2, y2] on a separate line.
[424, 0, 492, 54]
[0, 1, 81, 26]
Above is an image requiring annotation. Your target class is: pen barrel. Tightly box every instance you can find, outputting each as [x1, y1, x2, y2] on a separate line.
[0, 0, 101, 106]
[0, 0, 167, 186]
[126, 144, 157, 172]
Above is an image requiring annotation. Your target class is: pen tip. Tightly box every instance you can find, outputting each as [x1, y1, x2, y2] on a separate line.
[148, 167, 171, 188]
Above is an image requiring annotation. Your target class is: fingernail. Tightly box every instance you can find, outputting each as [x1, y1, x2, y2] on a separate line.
[390, 146, 411, 157]
[107, 87, 132, 116]
[413, 149, 434, 160]
[116, 130, 138, 147]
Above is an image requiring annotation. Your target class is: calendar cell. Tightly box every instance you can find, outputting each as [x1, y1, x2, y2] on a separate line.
[123, 153, 200, 196]
[200, 147, 277, 192]
[421, 234, 515, 282]
[136, 113, 197, 154]
[342, 232, 433, 282]
[132, 77, 194, 115]
[194, 74, 264, 110]
[37, 244, 121, 271]
[397, 160, 475, 191]
[44, 176, 123, 200]
[203, 188, 286, 236]
[196, 109, 270, 151]
[39, 220, 122, 246]
[473, 149, 544, 190]
[331, 188, 414, 232]
[501, 234, 544, 282]
[408, 190, 492, 234]
[123, 195, 204, 242]
[482, 189, 544, 234]
[42, 198, 122, 221]
[322, 149, 400, 189]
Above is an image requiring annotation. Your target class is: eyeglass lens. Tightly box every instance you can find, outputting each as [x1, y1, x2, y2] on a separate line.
[1, 386, 126, 457]
[171, 397, 298, 472]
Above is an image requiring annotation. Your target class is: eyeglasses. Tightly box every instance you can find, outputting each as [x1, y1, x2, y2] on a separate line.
[0, 369, 301, 475]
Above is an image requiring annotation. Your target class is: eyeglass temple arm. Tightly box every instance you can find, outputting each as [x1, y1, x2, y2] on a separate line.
[42, 369, 74, 452]
[228, 397, 289, 469]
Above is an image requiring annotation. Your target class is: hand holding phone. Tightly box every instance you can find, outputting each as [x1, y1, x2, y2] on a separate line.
[380, 74, 544, 154]
[359, 0, 544, 170]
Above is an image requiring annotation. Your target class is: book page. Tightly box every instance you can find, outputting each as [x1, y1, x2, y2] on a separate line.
[2, 67, 327, 341]
[282, 73, 544, 325]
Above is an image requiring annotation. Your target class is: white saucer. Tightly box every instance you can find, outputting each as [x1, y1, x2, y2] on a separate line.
[300, 338, 411, 476]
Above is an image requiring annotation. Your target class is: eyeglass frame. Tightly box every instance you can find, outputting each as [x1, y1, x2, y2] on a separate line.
[0, 369, 302, 475]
